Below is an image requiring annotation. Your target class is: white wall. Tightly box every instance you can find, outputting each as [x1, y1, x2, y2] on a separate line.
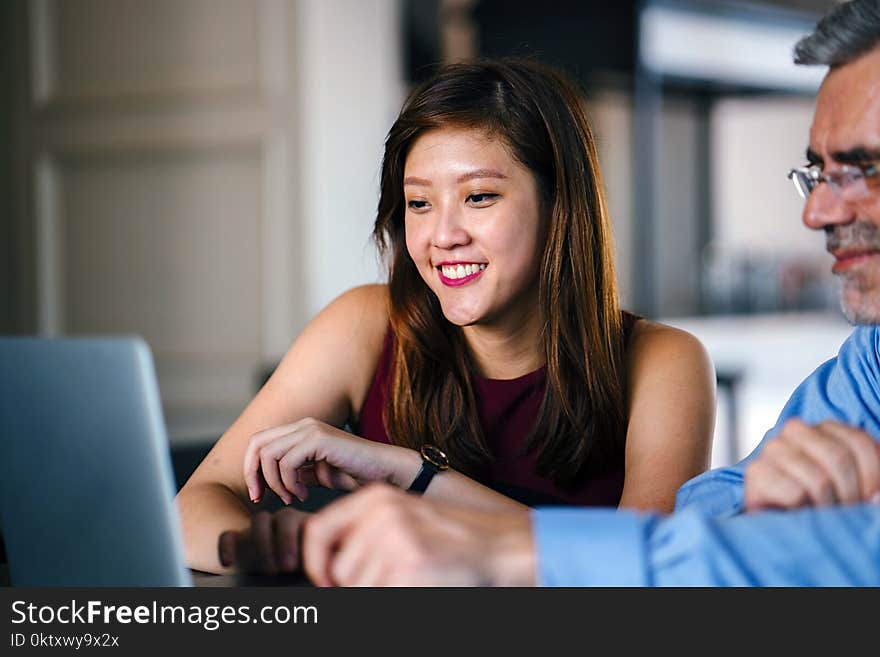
[294, 0, 404, 331]
[711, 96, 821, 256]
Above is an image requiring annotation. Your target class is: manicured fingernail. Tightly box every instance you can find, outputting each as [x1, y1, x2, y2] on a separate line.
[251, 495, 261, 504]
[870, 492, 880, 506]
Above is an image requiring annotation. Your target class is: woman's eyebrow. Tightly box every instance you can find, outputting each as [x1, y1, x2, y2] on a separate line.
[404, 169, 507, 187]
[456, 169, 507, 184]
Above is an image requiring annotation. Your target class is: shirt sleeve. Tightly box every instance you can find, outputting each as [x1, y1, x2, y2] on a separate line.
[533, 504, 880, 586]
[675, 326, 880, 517]
[533, 508, 653, 586]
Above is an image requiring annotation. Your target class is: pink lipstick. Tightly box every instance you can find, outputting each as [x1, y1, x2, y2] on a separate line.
[436, 262, 487, 287]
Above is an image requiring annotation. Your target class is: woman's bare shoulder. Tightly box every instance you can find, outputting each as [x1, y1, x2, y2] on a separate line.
[297, 284, 390, 364]
[626, 319, 714, 379]
[215, 284, 391, 435]
[321, 283, 389, 321]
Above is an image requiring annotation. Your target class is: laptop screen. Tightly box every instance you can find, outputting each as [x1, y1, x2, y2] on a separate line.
[0, 337, 191, 586]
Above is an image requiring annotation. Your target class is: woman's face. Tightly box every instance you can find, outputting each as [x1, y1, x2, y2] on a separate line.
[403, 126, 545, 330]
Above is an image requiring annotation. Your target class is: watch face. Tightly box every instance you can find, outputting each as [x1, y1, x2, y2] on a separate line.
[421, 444, 450, 470]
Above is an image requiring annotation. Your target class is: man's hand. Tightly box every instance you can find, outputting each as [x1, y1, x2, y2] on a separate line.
[301, 484, 536, 586]
[745, 419, 880, 511]
[218, 508, 309, 574]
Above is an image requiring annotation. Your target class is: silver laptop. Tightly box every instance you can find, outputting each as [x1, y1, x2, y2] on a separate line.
[0, 336, 192, 586]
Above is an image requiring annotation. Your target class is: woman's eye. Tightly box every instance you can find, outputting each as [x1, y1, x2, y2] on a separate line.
[467, 193, 499, 205]
[407, 199, 430, 211]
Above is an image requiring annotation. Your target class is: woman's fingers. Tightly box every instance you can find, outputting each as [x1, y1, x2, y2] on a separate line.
[313, 460, 360, 491]
[243, 423, 298, 503]
[253, 430, 312, 505]
[260, 446, 293, 505]
[242, 442, 264, 504]
[279, 440, 314, 502]
[245, 419, 379, 507]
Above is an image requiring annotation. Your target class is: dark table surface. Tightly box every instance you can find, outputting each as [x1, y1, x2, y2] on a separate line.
[191, 570, 312, 587]
[0, 564, 311, 587]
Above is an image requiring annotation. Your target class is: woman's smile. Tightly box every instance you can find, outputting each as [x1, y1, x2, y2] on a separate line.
[437, 262, 488, 286]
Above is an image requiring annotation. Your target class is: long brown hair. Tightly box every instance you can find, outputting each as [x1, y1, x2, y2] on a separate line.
[373, 58, 626, 488]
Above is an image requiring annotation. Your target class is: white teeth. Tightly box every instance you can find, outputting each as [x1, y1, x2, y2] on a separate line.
[440, 264, 487, 280]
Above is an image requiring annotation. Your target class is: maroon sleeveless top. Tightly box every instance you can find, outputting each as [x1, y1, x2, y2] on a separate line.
[354, 312, 639, 507]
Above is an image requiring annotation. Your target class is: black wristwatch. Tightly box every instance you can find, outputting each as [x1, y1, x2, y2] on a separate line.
[407, 444, 450, 494]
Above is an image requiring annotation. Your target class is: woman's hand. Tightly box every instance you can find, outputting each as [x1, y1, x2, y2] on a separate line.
[243, 417, 417, 505]
[745, 419, 880, 511]
[218, 508, 308, 574]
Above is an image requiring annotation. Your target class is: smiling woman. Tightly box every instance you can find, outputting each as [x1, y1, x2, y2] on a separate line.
[175, 58, 716, 576]
[402, 127, 544, 349]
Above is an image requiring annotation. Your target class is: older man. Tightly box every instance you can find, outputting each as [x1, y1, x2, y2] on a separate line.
[292, 0, 880, 586]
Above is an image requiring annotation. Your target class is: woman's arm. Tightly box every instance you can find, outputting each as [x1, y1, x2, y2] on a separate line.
[176, 284, 389, 573]
[221, 420, 529, 575]
[241, 418, 528, 516]
[618, 321, 716, 512]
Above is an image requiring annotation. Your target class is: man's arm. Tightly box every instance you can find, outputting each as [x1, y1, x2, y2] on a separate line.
[298, 483, 880, 586]
[534, 503, 880, 586]
[676, 326, 880, 516]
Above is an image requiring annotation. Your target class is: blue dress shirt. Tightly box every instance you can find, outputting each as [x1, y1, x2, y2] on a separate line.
[533, 325, 880, 585]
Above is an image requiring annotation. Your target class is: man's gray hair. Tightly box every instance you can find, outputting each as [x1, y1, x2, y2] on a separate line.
[794, 0, 880, 67]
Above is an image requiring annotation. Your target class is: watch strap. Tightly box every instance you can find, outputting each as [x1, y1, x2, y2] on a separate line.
[407, 461, 439, 494]
[407, 445, 449, 494]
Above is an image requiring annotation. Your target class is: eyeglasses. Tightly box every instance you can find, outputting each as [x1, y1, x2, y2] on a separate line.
[787, 162, 879, 201]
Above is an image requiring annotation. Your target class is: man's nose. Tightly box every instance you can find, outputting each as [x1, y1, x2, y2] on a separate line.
[431, 204, 470, 249]
[802, 182, 856, 230]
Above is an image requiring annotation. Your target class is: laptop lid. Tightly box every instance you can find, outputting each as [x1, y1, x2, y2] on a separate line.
[0, 336, 192, 586]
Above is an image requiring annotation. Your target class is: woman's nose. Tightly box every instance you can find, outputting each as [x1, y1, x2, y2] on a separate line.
[431, 204, 470, 249]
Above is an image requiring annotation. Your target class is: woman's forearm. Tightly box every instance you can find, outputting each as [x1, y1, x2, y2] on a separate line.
[390, 446, 528, 513]
[176, 481, 253, 574]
